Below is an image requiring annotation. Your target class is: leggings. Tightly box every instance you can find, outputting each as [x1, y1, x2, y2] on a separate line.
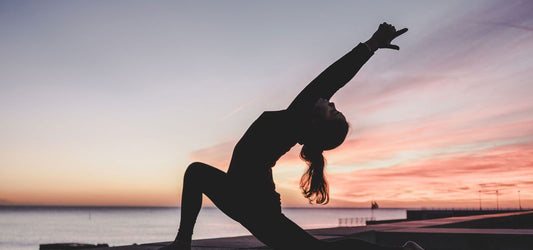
[176, 162, 401, 250]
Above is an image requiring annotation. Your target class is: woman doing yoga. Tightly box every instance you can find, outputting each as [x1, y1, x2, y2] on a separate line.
[161, 23, 423, 250]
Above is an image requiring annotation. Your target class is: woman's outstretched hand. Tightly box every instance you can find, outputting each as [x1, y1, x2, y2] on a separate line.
[365, 22, 408, 52]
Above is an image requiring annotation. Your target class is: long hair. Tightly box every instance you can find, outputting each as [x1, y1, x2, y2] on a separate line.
[300, 144, 329, 204]
[299, 119, 349, 204]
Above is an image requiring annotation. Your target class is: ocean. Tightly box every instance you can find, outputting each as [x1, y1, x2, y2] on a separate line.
[0, 206, 406, 250]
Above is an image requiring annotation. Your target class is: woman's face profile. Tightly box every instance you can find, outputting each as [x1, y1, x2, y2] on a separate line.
[313, 98, 345, 121]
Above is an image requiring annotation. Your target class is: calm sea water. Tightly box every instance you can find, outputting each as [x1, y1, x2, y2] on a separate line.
[0, 206, 406, 250]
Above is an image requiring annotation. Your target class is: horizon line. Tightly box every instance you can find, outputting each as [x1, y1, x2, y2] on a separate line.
[1, 204, 530, 210]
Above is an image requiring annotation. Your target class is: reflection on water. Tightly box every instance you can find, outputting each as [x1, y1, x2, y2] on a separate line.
[0, 206, 405, 250]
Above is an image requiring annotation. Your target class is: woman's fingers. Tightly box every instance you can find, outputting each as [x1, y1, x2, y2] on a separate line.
[372, 23, 407, 50]
[386, 28, 408, 50]
[394, 28, 408, 39]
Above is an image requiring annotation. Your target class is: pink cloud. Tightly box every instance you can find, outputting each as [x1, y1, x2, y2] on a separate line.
[325, 142, 533, 208]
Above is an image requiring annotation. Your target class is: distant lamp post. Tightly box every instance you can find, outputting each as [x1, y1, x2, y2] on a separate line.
[478, 190, 482, 211]
[518, 190, 522, 211]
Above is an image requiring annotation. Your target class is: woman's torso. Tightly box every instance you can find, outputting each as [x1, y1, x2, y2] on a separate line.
[227, 109, 304, 200]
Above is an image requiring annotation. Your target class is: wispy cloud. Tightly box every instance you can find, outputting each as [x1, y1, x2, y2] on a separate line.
[484, 21, 533, 32]
[189, 141, 236, 170]
[0, 198, 10, 205]
[217, 93, 265, 122]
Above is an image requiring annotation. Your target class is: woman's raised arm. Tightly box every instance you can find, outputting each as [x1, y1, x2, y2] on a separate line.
[287, 23, 407, 113]
[286, 42, 374, 113]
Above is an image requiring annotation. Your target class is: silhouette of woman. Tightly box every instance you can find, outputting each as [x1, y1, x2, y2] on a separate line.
[161, 23, 423, 250]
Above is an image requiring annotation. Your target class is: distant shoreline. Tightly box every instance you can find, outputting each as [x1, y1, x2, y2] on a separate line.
[0, 205, 410, 209]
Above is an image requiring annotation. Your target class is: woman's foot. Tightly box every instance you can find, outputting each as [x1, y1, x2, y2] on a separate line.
[158, 240, 191, 250]
[402, 241, 424, 250]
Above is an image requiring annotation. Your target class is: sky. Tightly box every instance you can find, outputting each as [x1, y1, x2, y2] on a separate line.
[1, 0, 533, 208]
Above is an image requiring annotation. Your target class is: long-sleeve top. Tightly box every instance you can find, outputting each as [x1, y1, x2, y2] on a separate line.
[226, 43, 374, 204]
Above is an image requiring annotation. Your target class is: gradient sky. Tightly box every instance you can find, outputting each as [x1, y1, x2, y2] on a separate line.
[1, 0, 533, 208]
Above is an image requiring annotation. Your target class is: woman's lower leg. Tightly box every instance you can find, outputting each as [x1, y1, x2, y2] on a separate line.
[175, 162, 237, 243]
[175, 162, 205, 242]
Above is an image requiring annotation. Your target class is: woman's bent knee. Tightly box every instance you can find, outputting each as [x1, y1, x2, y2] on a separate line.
[184, 162, 221, 182]
[184, 162, 208, 176]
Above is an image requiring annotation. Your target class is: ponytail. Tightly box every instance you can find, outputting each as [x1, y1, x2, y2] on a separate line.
[299, 144, 329, 204]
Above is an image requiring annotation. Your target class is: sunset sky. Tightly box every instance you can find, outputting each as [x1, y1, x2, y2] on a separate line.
[1, 0, 533, 208]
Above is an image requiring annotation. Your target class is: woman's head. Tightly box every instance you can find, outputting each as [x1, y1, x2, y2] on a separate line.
[308, 98, 349, 150]
[299, 98, 350, 204]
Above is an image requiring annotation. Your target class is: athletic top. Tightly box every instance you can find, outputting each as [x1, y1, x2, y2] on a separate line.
[226, 43, 373, 204]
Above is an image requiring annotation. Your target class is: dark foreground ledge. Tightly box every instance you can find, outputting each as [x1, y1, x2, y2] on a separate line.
[40, 243, 109, 249]
[42, 210, 533, 250]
